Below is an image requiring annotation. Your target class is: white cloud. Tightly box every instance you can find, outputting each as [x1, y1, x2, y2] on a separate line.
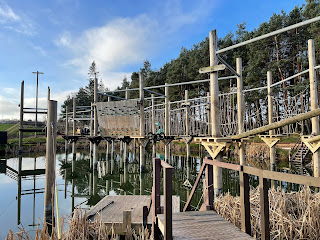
[55, 0, 214, 91]
[0, 3, 20, 23]
[0, 95, 19, 120]
[0, 2, 35, 35]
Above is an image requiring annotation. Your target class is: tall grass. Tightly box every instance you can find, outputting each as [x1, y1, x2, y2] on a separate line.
[6, 209, 151, 240]
[214, 187, 320, 239]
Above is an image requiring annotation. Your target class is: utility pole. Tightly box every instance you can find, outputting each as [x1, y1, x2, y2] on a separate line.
[32, 71, 44, 137]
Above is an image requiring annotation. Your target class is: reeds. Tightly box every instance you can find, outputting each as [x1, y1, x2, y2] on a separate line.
[214, 187, 320, 239]
[6, 209, 151, 240]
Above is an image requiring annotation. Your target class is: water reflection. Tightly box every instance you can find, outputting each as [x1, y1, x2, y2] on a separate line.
[0, 144, 312, 237]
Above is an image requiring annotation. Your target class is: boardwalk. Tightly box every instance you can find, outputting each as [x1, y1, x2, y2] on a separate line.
[158, 211, 252, 240]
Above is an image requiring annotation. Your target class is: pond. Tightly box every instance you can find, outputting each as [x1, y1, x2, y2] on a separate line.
[0, 145, 310, 238]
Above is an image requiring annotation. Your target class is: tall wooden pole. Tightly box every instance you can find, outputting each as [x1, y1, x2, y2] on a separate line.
[72, 98, 76, 153]
[185, 90, 191, 162]
[93, 75, 98, 170]
[210, 30, 222, 196]
[65, 107, 68, 151]
[237, 58, 245, 166]
[152, 94, 156, 157]
[44, 100, 57, 228]
[267, 71, 276, 172]
[90, 103, 93, 168]
[19, 81, 24, 151]
[139, 73, 145, 172]
[165, 83, 170, 162]
[308, 39, 320, 178]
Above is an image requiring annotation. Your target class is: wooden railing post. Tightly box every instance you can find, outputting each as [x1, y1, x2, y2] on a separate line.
[163, 166, 173, 240]
[260, 176, 270, 240]
[152, 158, 161, 239]
[240, 166, 251, 235]
[201, 164, 213, 210]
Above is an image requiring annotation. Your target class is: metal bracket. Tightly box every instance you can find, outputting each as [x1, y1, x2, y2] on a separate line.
[258, 135, 280, 148]
[301, 135, 320, 153]
[161, 136, 175, 146]
[88, 136, 104, 146]
[137, 138, 149, 148]
[182, 136, 194, 144]
[201, 142, 230, 159]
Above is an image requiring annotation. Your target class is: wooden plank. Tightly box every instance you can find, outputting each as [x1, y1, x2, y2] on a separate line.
[199, 64, 226, 73]
[204, 158, 241, 171]
[158, 211, 252, 239]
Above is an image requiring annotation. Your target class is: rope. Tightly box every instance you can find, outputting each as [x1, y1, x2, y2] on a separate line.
[0, 198, 16, 217]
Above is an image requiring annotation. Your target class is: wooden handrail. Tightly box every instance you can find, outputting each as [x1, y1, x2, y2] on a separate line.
[184, 157, 320, 240]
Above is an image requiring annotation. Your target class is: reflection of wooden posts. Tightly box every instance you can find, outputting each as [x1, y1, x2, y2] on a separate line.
[209, 30, 222, 196]
[165, 83, 169, 162]
[44, 100, 57, 227]
[139, 73, 146, 172]
[267, 71, 276, 172]
[19, 81, 24, 151]
[237, 58, 245, 166]
[93, 76, 98, 170]
[17, 154, 22, 225]
[111, 140, 115, 174]
[308, 39, 320, 178]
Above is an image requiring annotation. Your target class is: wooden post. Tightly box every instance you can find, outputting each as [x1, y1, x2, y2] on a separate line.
[111, 139, 115, 174]
[240, 166, 251, 235]
[89, 103, 93, 168]
[209, 30, 222, 197]
[44, 100, 57, 228]
[93, 76, 98, 170]
[260, 176, 270, 240]
[267, 71, 276, 172]
[139, 73, 146, 172]
[47, 87, 50, 100]
[165, 83, 170, 162]
[202, 164, 213, 210]
[65, 107, 68, 151]
[123, 210, 132, 230]
[19, 81, 24, 151]
[125, 87, 129, 99]
[207, 92, 211, 135]
[308, 39, 320, 178]
[237, 58, 245, 166]
[152, 158, 161, 238]
[164, 166, 173, 240]
[185, 90, 191, 162]
[152, 94, 156, 157]
[72, 97, 76, 153]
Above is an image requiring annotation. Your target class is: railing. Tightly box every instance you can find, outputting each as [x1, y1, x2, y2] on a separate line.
[184, 157, 320, 240]
[289, 136, 302, 162]
[152, 158, 174, 240]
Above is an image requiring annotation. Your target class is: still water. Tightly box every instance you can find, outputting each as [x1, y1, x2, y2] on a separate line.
[0, 147, 307, 238]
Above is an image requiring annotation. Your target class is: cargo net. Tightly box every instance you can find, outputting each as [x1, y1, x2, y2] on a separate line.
[96, 100, 140, 137]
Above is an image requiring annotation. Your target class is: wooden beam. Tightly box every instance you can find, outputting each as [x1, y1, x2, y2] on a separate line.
[232, 108, 320, 140]
[199, 64, 226, 73]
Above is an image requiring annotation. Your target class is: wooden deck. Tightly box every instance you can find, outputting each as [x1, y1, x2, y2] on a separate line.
[87, 195, 180, 235]
[157, 211, 252, 239]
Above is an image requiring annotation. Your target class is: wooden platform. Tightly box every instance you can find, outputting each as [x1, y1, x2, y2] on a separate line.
[87, 195, 180, 235]
[157, 211, 252, 239]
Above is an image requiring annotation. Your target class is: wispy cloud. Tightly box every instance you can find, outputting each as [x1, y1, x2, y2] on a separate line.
[0, 2, 35, 35]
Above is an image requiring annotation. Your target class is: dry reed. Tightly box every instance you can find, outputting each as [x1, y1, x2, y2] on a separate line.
[6, 209, 151, 240]
[214, 187, 320, 239]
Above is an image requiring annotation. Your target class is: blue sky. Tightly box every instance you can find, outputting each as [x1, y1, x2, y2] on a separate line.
[0, 0, 306, 119]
